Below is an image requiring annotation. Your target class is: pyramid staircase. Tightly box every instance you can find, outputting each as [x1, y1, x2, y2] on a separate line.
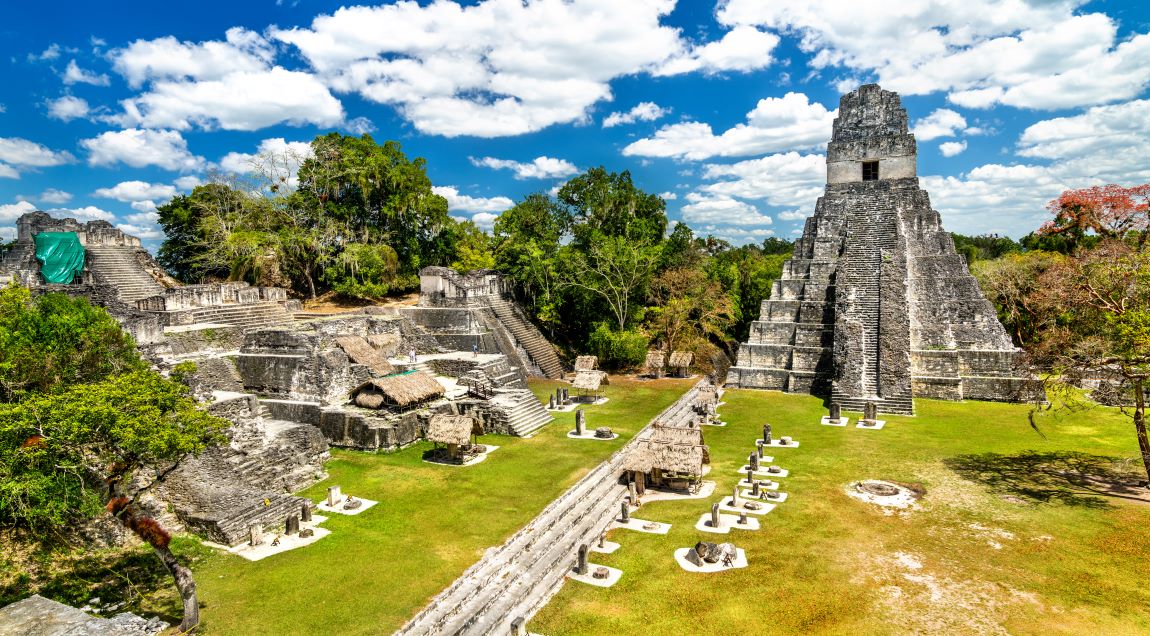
[487, 299, 564, 379]
[829, 192, 914, 415]
[85, 245, 164, 304]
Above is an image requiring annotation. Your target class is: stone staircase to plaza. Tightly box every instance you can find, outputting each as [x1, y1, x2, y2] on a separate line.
[181, 302, 295, 331]
[397, 381, 703, 636]
[486, 299, 564, 379]
[85, 244, 164, 304]
[487, 388, 553, 437]
[186, 492, 310, 547]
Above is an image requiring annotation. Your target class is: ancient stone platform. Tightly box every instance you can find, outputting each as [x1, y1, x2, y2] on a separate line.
[727, 84, 1035, 415]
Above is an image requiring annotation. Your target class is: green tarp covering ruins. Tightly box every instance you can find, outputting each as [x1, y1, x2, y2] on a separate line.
[33, 231, 85, 284]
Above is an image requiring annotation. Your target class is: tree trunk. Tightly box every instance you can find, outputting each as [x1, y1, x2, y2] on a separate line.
[1135, 380, 1150, 487]
[153, 542, 200, 633]
[303, 268, 317, 300]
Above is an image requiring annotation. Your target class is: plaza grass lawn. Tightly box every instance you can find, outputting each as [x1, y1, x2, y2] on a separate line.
[189, 377, 694, 635]
[530, 390, 1150, 636]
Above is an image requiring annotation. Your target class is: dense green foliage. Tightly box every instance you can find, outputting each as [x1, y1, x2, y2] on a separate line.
[0, 285, 143, 402]
[490, 168, 792, 369]
[0, 370, 228, 529]
[157, 133, 456, 299]
[0, 288, 228, 530]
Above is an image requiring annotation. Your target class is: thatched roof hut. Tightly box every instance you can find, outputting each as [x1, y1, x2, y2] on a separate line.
[572, 370, 608, 391]
[622, 439, 705, 476]
[427, 414, 480, 446]
[645, 350, 666, 370]
[668, 351, 694, 368]
[336, 335, 395, 376]
[350, 371, 445, 409]
[574, 355, 598, 371]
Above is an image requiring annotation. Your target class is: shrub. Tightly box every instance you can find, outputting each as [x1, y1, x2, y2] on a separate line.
[587, 323, 649, 369]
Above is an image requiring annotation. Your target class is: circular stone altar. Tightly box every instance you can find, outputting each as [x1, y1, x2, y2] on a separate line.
[845, 480, 920, 511]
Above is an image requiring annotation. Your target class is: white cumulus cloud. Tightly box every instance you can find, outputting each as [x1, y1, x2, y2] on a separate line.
[912, 108, 967, 141]
[470, 155, 579, 180]
[81, 128, 204, 171]
[939, 140, 967, 157]
[717, 1, 1150, 110]
[603, 102, 671, 128]
[62, 60, 110, 86]
[655, 25, 779, 76]
[47, 95, 90, 121]
[433, 186, 513, 214]
[680, 192, 774, 226]
[93, 180, 179, 202]
[623, 92, 836, 160]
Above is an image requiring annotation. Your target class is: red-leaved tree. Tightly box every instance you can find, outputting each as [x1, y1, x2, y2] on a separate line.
[1040, 183, 1150, 250]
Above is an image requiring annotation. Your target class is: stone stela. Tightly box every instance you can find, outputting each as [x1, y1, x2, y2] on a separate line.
[727, 84, 1035, 416]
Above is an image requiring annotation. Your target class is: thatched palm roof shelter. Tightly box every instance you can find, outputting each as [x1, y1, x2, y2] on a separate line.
[695, 387, 718, 406]
[622, 440, 705, 477]
[572, 369, 608, 393]
[427, 414, 481, 446]
[648, 349, 667, 374]
[574, 355, 598, 371]
[350, 371, 445, 409]
[336, 335, 395, 376]
[668, 351, 694, 372]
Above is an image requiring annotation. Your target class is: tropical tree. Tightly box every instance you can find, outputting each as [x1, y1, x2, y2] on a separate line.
[1041, 183, 1150, 250]
[1029, 240, 1150, 483]
[971, 251, 1065, 347]
[0, 370, 228, 632]
[0, 285, 142, 402]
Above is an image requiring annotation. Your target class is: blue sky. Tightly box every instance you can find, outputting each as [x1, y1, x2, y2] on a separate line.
[2, 0, 1149, 251]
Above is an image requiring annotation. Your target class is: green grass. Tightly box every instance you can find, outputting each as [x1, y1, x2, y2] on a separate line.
[529, 390, 1150, 635]
[190, 377, 695, 635]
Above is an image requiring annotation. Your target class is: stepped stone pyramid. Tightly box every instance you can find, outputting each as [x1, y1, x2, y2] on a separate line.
[727, 84, 1032, 415]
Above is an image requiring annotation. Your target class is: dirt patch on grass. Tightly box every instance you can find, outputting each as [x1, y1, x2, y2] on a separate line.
[862, 550, 1044, 635]
[845, 480, 922, 515]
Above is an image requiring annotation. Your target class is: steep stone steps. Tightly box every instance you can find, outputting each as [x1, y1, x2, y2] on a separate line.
[85, 245, 164, 304]
[487, 300, 564, 379]
[489, 389, 552, 437]
[184, 302, 294, 330]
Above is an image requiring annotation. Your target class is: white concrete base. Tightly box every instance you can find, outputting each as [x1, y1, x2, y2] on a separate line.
[822, 416, 850, 427]
[590, 540, 621, 554]
[694, 512, 761, 534]
[737, 459, 774, 471]
[549, 402, 581, 412]
[638, 480, 716, 503]
[741, 467, 789, 479]
[757, 439, 800, 448]
[674, 547, 748, 573]
[220, 526, 332, 561]
[718, 499, 776, 516]
[856, 420, 886, 430]
[741, 489, 788, 503]
[737, 478, 780, 490]
[611, 517, 671, 534]
[701, 420, 727, 427]
[316, 496, 378, 516]
[568, 564, 622, 587]
[566, 430, 619, 441]
[423, 444, 500, 467]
